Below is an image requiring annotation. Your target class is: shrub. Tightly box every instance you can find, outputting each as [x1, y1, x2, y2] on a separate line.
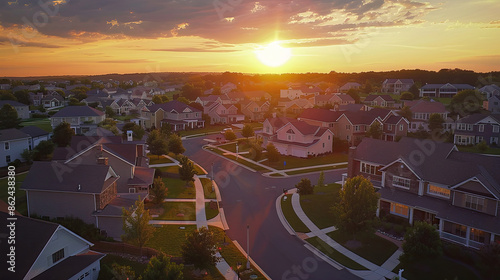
[296, 178, 314, 195]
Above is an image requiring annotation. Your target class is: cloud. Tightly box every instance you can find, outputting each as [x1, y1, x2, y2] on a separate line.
[98, 59, 154, 63]
[0, 36, 61, 48]
[151, 47, 239, 53]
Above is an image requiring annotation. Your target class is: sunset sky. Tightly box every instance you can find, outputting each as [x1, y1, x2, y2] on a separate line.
[0, 0, 499, 77]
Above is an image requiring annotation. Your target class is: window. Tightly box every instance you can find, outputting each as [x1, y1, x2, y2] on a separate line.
[428, 184, 450, 198]
[4, 142, 9, 150]
[390, 203, 409, 218]
[392, 176, 411, 189]
[387, 124, 393, 130]
[360, 162, 379, 175]
[399, 124, 404, 131]
[491, 137, 499, 145]
[454, 224, 467, 238]
[52, 248, 64, 263]
[470, 228, 486, 243]
[468, 124, 473, 131]
[6, 155, 11, 163]
[479, 124, 484, 132]
[476, 136, 483, 143]
[354, 125, 360, 132]
[465, 195, 484, 211]
[322, 143, 325, 148]
[493, 125, 499, 133]
[346, 135, 350, 141]
[346, 124, 351, 130]
[328, 135, 331, 140]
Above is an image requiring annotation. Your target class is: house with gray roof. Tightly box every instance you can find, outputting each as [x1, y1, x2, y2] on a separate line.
[20, 125, 50, 148]
[419, 83, 475, 98]
[485, 95, 500, 113]
[0, 210, 105, 280]
[479, 84, 500, 99]
[363, 95, 395, 108]
[0, 100, 29, 119]
[381, 78, 414, 94]
[347, 137, 500, 249]
[141, 100, 204, 131]
[454, 114, 500, 146]
[403, 99, 453, 132]
[0, 128, 31, 167]
[51, 106, 105, 136]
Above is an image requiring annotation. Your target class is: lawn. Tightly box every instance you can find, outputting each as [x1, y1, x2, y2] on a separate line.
[281, 194, 310, 233]
[305, 237, 367, 270]
[285, 164, 348, 175]
[300, 184, 341, 229]
[147, 154, 173, 165]
[433, 97, 453, 105]
[159, 164, 206, 175]
[114, 115, 134, 122]
[152, 202, 196, 221]
[179, 125, 227, 137]
[205, 202, 219, 220]
[98, 254, 148, 280]
[224, 154, 271, 172]
[163, 178, 196, 199]
[20, 118, 52, 132]
[0, 173, 28, 215]
[217, 142, 251, 153]
[265, 153, 348, 170]
[200, 178, 216, 199]
[145, 224, 197, 257]
[458, 145, 500, 155]
[193, 164, 207, 175]
[393, 256, 480, 280]
[327, 230, 398, 266]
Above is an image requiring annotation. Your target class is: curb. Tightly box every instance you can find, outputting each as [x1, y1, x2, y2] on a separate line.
[275, 193, 295, 236]
[233, 241, 272, 280]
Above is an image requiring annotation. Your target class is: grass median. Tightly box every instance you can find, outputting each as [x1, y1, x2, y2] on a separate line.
[305, 237, 367, 270]
[280, 194, 310, 233]
[299, 183, 341, 229]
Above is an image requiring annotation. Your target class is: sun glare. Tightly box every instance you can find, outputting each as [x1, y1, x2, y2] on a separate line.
[255, 42, 292, 67]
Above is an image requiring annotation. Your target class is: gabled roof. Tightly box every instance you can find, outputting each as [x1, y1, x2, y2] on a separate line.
[384, 115, 408, 125]
[420, 83, 475, 90]
[52, 136, 124, 160]
[52, 106, 105, 118]
[338, 104, 366, 112]
[299, 108, 343, 122]
[32, 252, 105, 280]
[364, 94, 394, 102]
[479, 84, 500, 93]
[22, 161, 119, 194]
[265, 117, 295, 131]
[0, 128, 31, 142]
[146, 100, 200, 114]
[456, 113, 500, 125]
[383, 78, 414, 84]
[19, 126, 49, 138]
[276, 119, 320, 136]
[405, 100, 448, 113]
[0, 100, 28, 107]
[341, 108, 391, 125]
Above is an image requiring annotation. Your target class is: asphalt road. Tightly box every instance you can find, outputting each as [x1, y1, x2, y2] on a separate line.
[183, 135, 360, 280]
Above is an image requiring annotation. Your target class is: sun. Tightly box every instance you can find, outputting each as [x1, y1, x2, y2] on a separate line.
[255, 42, 292, 67]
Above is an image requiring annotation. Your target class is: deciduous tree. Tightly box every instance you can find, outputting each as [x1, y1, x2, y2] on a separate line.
[266, 142, 280, 163]
[147, 130, 168, 159]
[122, 198, 155, 255]
[181, 227, 220, 269]
[168, 134, 185, 155]
[400, 91, 414, 100]
[178, 156, 195, 185]
[366, 121, 383, 139]
[142, 253, 184, 280]
[224, 130, 237, 141]
[0, 104, 21, 129]
[428, 113, 444, 132]
[398, 106, 412, 121]
[52, 122, 74, 147]
[33, 140, 55, 160]
[296, 178, 314, 195]
[122, 122, 145, 141]
[151, 177, 167, 205]
[449, 89, 484, 117]
[400, 221, 442, 264]
[317, 171, 325, 187]
[242, 124, 255, 139]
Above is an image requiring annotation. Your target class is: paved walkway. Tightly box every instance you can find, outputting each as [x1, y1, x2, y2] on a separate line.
[290, 192, 404, 280]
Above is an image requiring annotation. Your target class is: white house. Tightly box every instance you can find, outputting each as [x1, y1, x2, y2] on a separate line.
[0, 128, 31, 166]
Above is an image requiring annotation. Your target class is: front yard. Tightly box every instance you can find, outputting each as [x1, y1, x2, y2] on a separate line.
[266, 153, 348, 170]
[20, 118, 52, 132]
[163, 177, 196, 199]
[147, 154, 173, 165]
[305, 237, 367, 270]
[300, 184, 341, 229]
[149, 201, 196, 221]
[200, 178, 217, 199]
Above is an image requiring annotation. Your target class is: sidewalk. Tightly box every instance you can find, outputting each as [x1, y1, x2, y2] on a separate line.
[289, 192, 403, 280]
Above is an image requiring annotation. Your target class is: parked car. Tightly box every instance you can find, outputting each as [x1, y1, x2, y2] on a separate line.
[221, 128, 233, 134]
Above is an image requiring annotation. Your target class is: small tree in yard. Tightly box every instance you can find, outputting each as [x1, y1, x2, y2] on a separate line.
[168, 134, 185, 156]
[122, 198, 155, 255]
[476, 140, 488, 153]
[33, 140, 55, 160]
[242, 124, 255, 139]
[331, 176, 379, 233]
[224, 129, 237, 141]
[0, 104, 21, 129]
[400, 221, 442, 264]
[266, 142, 280, 163]
[181, 227, 220, 269]
[366, 121, 383, 139]
[296, 178, 314, 195]
[178, 156, 196, 185]
[110, 263, 136, 280]
[147, 130, 168, 159]
[317, 171, 325, 187]
[151, 177, 167, 205]
[122, 122, 145, 141]
[428, 113, 445, 132]
[142, 253, 184, 280]
[52, 122, 74, 147]
[398, 106, 412, 121]
[21, 149, 35, 164]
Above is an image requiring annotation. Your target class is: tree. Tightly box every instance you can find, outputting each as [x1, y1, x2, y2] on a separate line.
[317, 171, 325, 187]
[105, 106, 115, 118]
[477, 140, 488, 152]
[400, 91, 414, 100]
[168, 134, 185, 155]
[0, 104, 21, 129]
[147, 130, 168, 159]
[398, 106, 412, 121]
[479, 243, 500, 279]
[363, 82, 373, 94]
[248, 138, 263, 161]
[449, 89, 484, 117]
[14, 90, 31, 105]
[400, 221, 442, 264]
[176, 96, 191, 105]
[110, 263, 136, 280]
[52, 122, 74, 147]
[0, 91, 17, 101]
[242, 124, 255, 139]
[266, 142, 280, 163]
[181, 227, 220, 269]
[68, 97, 84, 106]
[33, 140, 55, 160]
[366, 122, 383, 139]
[331, 176, 379, 233]
[21, 149, 35, 164]
[428, 113, 444, 132]
[408, 83, 419, 97]
[142, 253, 184, 280]
[152, 95, 169, 104]
[151, 177, 167, 205]
[122, 198, 155, 255]
[181, 83, 202, 100]
[178, 156, 196, 184]
[122, 122, 145, 141]
[346, 88, 361, 104]
[160, 123, 173, 137]
[296, 178, 314, 195]
[224, 130, 237, 141]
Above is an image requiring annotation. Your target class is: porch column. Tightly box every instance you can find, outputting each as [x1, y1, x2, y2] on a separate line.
[381, 172, 386, 188]
[439, 219, 444, 237]
[409, 207, 414, 225]
[490, 233, 495, 244]
[418, 180, 424, 196]
[466, 226, 471, 247]
[376, 199, 380, 217]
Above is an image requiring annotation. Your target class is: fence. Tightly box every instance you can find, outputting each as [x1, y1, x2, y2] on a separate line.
[92, 241, 160, 258]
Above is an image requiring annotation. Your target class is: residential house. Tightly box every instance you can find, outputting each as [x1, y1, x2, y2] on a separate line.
[339, 82, 362, 93]
[259, 117, 333, 158]
[337, 104, 370, 112]
[0, 128, 31, 166]
[403, 100, 453, 132]
[347, 137, 500, 249]
[485, 95, 500, 113]
[227, 91, 246, 102]
[131, 98, 154, 112]
[280, 85, 321, 100]
[41, 92, 65, 109]
[280, 98, 314, 115]
[141, 100, 204, 131]
[479, 84, 500, 99]
[0, 210, 105, 280]
[20, 126, 50, 148]
[0, 83, 11, 90]
[363, 95, 395, 108]
[241, 100, 270, 121]
[195, 95, 233, 106]
[102, 98, 136, 115]
[454, 114, 500, 146]
[298, 108, 343, 129]
[51, 106, 106, 135]
[29, 92, 44, 106]
[205, 101, 245, 124]
[312, 93, 355, 108]
[0, 100, 30, 119]
[237, 91, 272, 101]
[221, 82, 237, 94]
[381, 79, 414, 94]
[419, 83, 475, 98]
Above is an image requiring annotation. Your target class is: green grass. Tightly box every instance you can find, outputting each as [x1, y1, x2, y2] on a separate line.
[20, 118, 52, 132]
[98, 254, 148, 280]
[432, 97, 453, 105]
[145, 224, 197, 257]
[179, 125, 228, 137]
[458, 145, 500, 155]
[205, 202, 219, 220]
[300, 183, 341, 229]
[266, 153, 348, 170]
[305, 237, 367, 270]
[163, 178, 195, 199]
[225, 154, 270, 172]
[285, 164, 348, 175]
[200, 178, 216, 199]
[393, 257, 480, 280]
[147, 154, 173, 165]
[153, 202, 196, 221]
[0, 173, 28, 215]
[281, 194, 310, 233]
[114, 115, 134, 122]
[327, 230, 398, 266]
[193, 164, 207, 175]
[159, 165, 179, 174]
[269, 173, 284, 177]
[217, 142, 251, 153]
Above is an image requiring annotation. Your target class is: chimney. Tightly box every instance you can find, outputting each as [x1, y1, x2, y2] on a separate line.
[347, 146, 357, 178]
[127, 130, 133, 142]
[97, 157, 108, 165]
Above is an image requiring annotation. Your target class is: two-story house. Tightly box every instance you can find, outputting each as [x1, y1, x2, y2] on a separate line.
[0, 210, 105, 280]
[141, 100, 204, 131]
[195, 95, 233, 106]
[363, 95, 395, 108]
[419, 83, 475, 98]
[20, 126, 50, 149]
[454, 114, 500, 146]
[403, 100, 452, 132]
[41, 91, 65, 109]
[204, 101, 245, 124]
[259, 117, 333, 158]
[280, 85, 320, 100]
[381, 79, 414, 94]
[298, 108, 343, 129]
[0, 128, 31, 167]
[339, 82, 362, 93]
[0, 100, 30, 119]
[241, 100, 270, 121]
[479, 84, 500, 99]
[51, 106, 106, 135]
[485, 95, 500, 113]
[347, 137, 500, 249]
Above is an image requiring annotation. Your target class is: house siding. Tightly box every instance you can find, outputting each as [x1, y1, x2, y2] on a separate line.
[453, 191, 497, 216]
[383, 163, 420, 195]
[1, 137, 31, 167]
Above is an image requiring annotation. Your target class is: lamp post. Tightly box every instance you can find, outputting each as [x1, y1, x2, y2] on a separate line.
[246, 224, 250, 269]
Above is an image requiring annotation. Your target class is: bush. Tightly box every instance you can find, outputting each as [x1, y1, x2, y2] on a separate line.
[8, 159, 22, 168]
[154, 168, 162, 178]
[31, 113, 47, 118]
[296, 178, 314, 195]
[400, 221, 442, 263]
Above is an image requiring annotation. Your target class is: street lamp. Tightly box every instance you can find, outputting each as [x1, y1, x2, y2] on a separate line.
[246, 224, 250, 269]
